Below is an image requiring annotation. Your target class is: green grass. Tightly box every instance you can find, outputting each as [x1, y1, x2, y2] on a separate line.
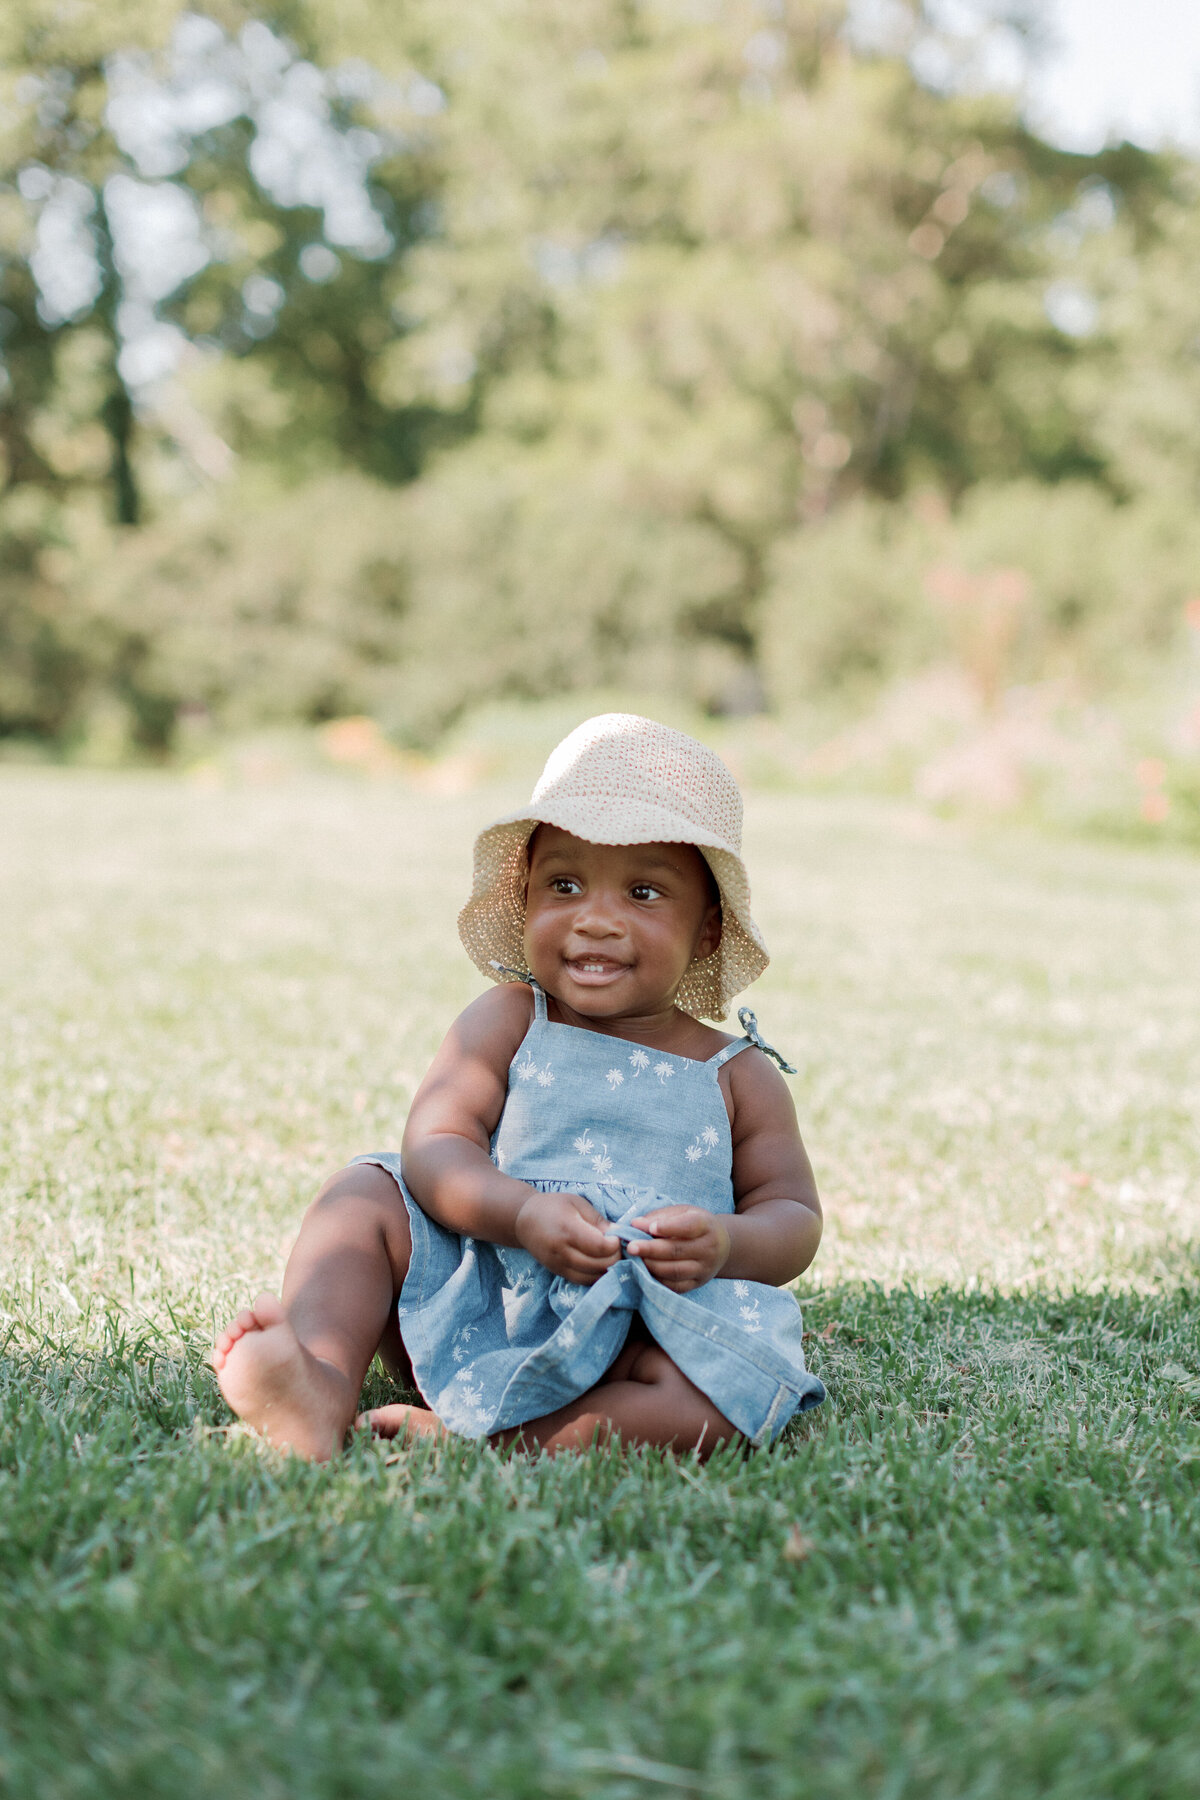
[3, 768, 1200, 1798]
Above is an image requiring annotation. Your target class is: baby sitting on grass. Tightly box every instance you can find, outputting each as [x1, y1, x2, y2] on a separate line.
[212, 714, 825, 1458]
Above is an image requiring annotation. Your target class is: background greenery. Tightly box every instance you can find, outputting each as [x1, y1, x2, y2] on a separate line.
[3, 767, 1199, 1796]
[7, 17, 1200, 1785]
[3, 0, 1200, 842]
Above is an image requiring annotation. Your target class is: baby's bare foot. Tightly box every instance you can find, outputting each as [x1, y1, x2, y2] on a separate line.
[211, 1293, 352, 1461]
[355, 1402, 447, 1444]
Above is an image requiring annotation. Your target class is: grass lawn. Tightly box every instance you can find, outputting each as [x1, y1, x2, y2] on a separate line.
[2, 766, 1200, 1798]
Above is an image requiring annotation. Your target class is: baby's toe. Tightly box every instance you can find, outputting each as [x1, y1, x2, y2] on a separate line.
[250, 1292, 287, 1329]
[350, 1407, 396, 1433]
[211, 1308, 264, 1364]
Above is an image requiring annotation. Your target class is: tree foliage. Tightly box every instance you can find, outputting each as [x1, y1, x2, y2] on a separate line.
[0, 0, 1193, 749]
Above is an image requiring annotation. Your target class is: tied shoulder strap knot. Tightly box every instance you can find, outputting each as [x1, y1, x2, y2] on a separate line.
[736, 1008, 797, 1075]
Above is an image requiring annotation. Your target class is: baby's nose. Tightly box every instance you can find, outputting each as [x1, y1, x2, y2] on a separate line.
[572, 895, 624, 933]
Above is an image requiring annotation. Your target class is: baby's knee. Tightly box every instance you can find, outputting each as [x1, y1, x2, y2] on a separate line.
[627, 1343, 681, 1389]
[313, 1160, 401, 1211]
[308, 1162, 411, 1254]
[629, 1344, 739, 1454]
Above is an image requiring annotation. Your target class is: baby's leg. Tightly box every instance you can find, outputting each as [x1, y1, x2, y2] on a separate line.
[212, 1162, 437, 1459]
[492, 1330, 741, 1461]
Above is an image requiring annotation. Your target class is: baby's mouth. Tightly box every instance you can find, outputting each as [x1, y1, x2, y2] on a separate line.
[565, 956, 630, 984]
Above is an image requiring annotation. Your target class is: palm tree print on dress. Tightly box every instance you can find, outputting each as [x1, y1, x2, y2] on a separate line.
[588, 1142, 613, 1177]
[453, 1364, 487, 1417]
[684, 1124, 722, 1163]
[571, 1129, 612, 1176]
[495, 1246, 534, 1293]
[732, 1280, 763, 1333]
[515, 1051, 554, 1086]
[450, 1321, 481, 1363]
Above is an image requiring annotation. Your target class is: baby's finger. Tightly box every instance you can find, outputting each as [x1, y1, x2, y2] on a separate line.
[568, 1217, 621, 1258]
[562, 1248, 620, 1284]
[628, 1230, 710, 1262]
[564, 1193, 609, 1229]
[635, 1253, 709, 1282]
[637, 1261, 709, 1293]
[630, 1208, 706, 1240]
[647, 1270, 700, 1291]
[559, 1250, 619, 1284]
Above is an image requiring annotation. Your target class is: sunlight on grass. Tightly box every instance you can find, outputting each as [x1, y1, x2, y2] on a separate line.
[4, 770, 1200, 1800]
[2, 769, 1197, 1344]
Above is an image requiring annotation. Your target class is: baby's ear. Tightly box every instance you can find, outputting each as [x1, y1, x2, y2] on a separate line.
[697, 899, 723, 961]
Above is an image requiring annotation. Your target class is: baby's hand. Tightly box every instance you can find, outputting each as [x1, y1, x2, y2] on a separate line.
[515, 1191, 621, 1286]
[626, 1206, 731, 1293]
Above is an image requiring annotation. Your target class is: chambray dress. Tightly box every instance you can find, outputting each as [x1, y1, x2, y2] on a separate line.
[355, 981, 825, 1446]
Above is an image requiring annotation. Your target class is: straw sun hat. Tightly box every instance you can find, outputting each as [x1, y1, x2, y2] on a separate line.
[457, 714, 768, 1021]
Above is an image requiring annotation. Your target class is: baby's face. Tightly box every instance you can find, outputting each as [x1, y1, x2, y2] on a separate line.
[523, 826, 721, 1021]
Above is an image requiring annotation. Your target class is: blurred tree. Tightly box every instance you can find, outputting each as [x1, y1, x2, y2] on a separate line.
[0, 1, 451, 511]
[0, 0, 450, 739]
[0, 0, 1184, 748]
[1061, 156, 1200, 508]
[378, 0, 1166, 705]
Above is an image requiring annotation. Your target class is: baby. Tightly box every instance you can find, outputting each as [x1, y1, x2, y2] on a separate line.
[213, 714, 825, 1459]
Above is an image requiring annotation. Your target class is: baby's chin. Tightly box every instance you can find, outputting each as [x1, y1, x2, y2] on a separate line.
[553, 971, 634, 1015]
[543, 961, 686, 1019]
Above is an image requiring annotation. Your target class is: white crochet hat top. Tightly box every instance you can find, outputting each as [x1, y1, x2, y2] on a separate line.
[458, 714, 768, 1020]
[529, 713, 744, 848]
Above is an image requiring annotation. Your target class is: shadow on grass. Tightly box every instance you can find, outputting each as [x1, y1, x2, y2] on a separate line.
[3, 1286, 1200, 1800]
[785, 1279, 1200, 1446]
[3, 1280, 1199, 1465]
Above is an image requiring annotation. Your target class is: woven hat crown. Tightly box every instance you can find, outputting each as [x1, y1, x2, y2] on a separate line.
[458, 713, 768, 1020]
[529, 713, 744, 849]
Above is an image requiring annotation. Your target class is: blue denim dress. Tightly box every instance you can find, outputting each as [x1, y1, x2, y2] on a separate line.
[355, 981, 825, 1446]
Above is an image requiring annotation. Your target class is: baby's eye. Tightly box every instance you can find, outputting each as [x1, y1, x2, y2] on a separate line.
[551, 876, 582, 895]
[629, 883, 663, 902]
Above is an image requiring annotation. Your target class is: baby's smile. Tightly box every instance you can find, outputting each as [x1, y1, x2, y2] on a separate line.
[564, 955, 631, 984]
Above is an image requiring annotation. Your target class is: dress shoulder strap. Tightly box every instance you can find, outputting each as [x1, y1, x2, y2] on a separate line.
[488, 962, 547, 1020]
[708, 1008, 797, 1075]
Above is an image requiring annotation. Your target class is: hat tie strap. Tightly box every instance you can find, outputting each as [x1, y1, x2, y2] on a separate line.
[736, 1008, 797, 1075]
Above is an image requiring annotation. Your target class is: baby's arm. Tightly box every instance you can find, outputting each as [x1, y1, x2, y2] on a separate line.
[402, 985, 620, 1285]
[629, 1051, 821, 1293]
